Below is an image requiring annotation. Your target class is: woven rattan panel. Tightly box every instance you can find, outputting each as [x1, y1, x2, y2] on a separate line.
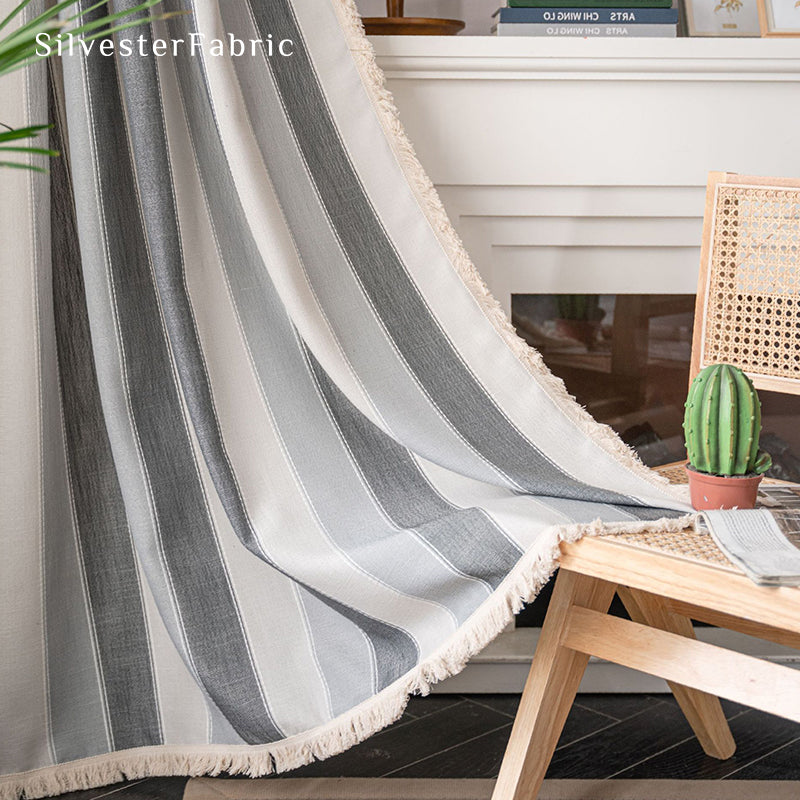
[702, 184, 800, 381]
[607, 527, 733, 568]
[657, 464, 689, 485]
[607, 462, 735, 569]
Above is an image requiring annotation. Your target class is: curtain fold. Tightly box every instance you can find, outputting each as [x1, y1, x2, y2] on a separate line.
[0, 1, 691, 797]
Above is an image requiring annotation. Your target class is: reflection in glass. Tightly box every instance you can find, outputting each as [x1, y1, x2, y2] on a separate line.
[511, 293, 800, 481]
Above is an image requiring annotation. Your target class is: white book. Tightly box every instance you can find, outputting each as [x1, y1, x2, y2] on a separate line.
[492, 22, 677, 36]
[702, 483, 800, 586]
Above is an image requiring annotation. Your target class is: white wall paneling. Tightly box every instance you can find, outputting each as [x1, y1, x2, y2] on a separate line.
[371, 37, 800, 691]
[438, 186, 703, 314]
[374, 37, 800, 312]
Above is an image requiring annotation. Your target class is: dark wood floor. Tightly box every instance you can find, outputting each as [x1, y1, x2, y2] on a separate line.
[52, 693, 800, 799]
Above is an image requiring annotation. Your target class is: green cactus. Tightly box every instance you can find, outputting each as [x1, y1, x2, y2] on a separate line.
[556, 294, 604, 322]
[684, 363, 772, 477]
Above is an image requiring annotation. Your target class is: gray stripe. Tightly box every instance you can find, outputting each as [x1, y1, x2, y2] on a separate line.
[77, 4, 280, 745]
[297, 587, 376, 715]
[307, 349, 524, 596]
[162, 3, 419, 688]
[51, 43, 161, 749]
[516, 495, 679, 524]
[246, 309, 470, 628]
[303, 587, 418, 693]
[112, 8, 274, 744]
[526, 496, 635, 524]
[219, 0, 511, 491]
[58, 18, 242, 748]
[219, 277, 478, 626]
[111, 1, 268, 564]
[250, 0, 641, 507]
[620, 505, 682, 522]
[44, 82, 110, 761]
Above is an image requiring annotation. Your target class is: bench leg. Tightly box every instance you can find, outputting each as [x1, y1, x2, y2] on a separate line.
[492, 569, 617, 800]
[618, 586, 736, 760]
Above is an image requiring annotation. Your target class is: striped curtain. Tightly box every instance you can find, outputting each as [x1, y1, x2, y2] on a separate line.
[0, 1, 691, 797]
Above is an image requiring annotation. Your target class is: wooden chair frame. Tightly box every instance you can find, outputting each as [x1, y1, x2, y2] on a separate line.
[492, 535, 800, 800]
[494, 171, 800, 799]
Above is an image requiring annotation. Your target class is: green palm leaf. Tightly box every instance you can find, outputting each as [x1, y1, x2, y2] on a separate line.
[1, 0, 183, 171]
[0, 122, 49, 141]
[0, 123, 56, 170]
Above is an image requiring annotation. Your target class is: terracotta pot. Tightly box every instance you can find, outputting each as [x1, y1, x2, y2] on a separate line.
[685, 465, 763, 510]
[554, 318, 601, 348]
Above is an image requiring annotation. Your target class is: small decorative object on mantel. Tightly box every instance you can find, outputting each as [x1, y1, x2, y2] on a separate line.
[362, 1, 466, 35]
[684, 363, 772, 511]
[683, 0, 761, 36]
[757, 0, 800, 35]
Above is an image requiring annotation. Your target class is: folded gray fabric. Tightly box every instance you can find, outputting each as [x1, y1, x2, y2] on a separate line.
[0, 1, 690, 797]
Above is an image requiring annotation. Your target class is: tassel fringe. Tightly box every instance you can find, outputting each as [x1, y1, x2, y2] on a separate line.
[0, 4, 700, 797]
[330, 0, 683, 502]
[0, 513, 697, 800]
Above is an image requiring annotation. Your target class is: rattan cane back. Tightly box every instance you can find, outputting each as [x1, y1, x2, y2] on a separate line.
[691, 172, 800, 395]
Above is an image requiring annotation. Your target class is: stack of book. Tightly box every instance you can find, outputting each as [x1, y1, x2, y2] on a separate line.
[492, 0, 679, 37]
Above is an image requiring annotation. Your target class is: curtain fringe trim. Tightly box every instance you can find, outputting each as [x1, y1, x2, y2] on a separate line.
[330, 0, 684, 503]
[1, 514, 697, 800]
[1, 4, 701, 797]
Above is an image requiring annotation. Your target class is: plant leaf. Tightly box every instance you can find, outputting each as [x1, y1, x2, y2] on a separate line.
[0, 123, 51, 142]
[0, 0, 36, 34]
[0, 159, 48, 172]
[0, 0, 185, 81]
[0, 145, 59, 156]
[57, 9, 184, 49]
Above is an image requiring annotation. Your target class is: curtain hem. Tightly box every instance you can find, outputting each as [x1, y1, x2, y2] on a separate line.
[1, 513, 697, 800]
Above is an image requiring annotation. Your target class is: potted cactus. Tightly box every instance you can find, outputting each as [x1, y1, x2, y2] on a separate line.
[683, 363, 772, 510]
[554, 294, 605, 347]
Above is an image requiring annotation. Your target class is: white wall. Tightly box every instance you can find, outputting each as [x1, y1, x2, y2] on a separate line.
[371, 37, 800, 313]
[354, 0, 499, 35]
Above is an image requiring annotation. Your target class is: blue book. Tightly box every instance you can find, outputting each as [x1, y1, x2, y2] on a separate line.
[494, 6, 678, 23]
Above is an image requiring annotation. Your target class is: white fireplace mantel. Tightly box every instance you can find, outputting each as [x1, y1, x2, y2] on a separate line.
[372, 36, 800, 80]
[371, 37, 800, 315]
[370, 37, 800, 690]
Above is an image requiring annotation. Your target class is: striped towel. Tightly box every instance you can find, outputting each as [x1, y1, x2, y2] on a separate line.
[0, 0, 691, 797]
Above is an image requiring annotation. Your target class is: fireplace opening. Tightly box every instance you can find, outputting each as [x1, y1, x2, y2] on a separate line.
[511, 293, 800, 481]
[511, 292, 800, 628]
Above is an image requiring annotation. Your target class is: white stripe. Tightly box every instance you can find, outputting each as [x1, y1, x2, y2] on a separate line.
[291, 0, 686, 511]
[207, 0, 515, 495]
[189, 0, 384, 434]
[0, 56, 50, 773]
[163, 6, 460, 655]
[138, 563, 210, 745]
[204, 466, 334, 736]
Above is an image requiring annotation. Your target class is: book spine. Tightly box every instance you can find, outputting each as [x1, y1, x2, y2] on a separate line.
[494, 22, 677, 35]
[508, 0, 673, 8]
[497, 7, 678, 23]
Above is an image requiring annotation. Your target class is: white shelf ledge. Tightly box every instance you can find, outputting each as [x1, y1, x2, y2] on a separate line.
[369, 35, 800, 81]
